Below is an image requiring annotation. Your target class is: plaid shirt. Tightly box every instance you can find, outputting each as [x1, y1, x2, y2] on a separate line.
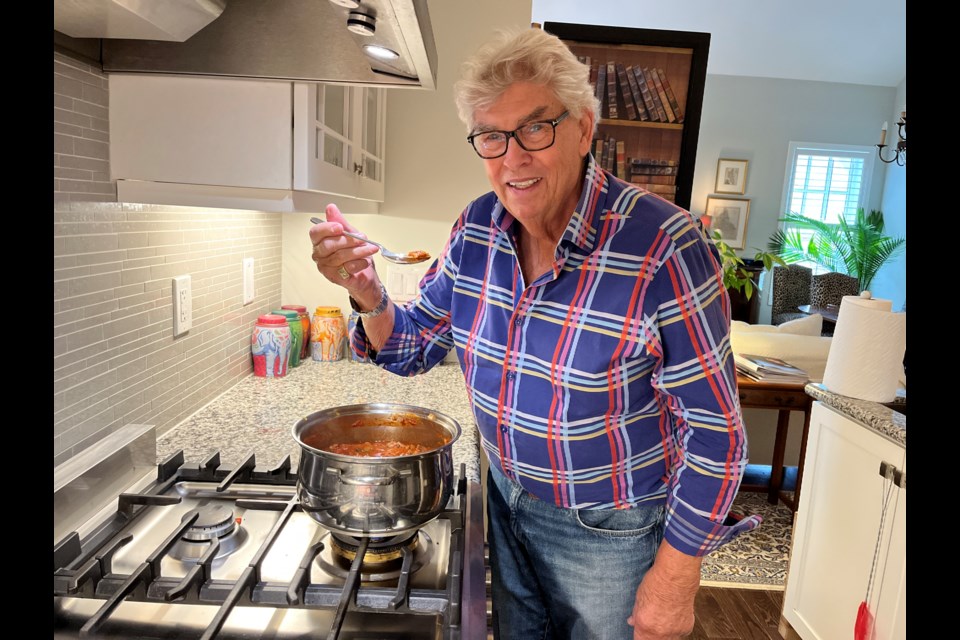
[354, 155, 760, 556]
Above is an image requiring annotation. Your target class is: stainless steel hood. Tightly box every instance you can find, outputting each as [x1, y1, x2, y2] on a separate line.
[54, 0, 438, 90]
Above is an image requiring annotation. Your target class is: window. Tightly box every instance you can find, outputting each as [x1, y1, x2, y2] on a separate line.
[778, 141, 875, 269]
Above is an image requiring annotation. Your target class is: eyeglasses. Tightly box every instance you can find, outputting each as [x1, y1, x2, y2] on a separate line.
[467, 111, 570, 159]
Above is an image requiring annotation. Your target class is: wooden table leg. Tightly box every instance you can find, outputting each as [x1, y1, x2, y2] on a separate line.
[791, 407, 813, 510]
[768, 409, 790, 504]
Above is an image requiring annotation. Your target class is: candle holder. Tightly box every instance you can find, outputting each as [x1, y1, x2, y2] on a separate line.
[877, 113, 906, 166]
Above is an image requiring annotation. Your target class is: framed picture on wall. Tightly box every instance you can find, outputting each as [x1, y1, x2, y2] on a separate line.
[705, 196, 751, 249]
[714, 158, 749, 195]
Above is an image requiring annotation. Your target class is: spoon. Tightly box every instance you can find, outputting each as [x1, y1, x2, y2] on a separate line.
[310, 217, 431, 265]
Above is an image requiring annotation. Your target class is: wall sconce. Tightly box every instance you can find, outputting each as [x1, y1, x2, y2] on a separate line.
[877, 112, 906, 166]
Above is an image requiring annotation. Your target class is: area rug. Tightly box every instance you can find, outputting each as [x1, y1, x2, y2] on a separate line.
[700, 492, 794, 590]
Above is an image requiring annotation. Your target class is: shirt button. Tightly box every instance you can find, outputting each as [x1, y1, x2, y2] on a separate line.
[514, 317, 522, 326]
[506, 372, 516, 380]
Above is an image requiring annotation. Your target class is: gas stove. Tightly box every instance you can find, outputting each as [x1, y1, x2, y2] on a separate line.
[53, 427, 486, 639]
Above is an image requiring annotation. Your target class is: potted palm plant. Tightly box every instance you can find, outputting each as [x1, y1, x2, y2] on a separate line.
[767, 208, 905, 292]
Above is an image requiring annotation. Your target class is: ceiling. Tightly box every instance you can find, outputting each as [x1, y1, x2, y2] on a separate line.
[531, 0, 905, 88]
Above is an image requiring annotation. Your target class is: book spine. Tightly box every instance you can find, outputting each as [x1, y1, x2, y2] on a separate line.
[616, 140, 626, 179]
[648, 67, 676, 123]
[606, 62, 619, 119]
[642, 67, 669, 122]
[589, 62, 598, 106]
[630, 182, 677, 195]
[632, 174, 676, 185]
[633, 67, 662, 122]
[593, 138, 604, 164]
[624, 65, 649, 121]
[630, 161, 678, 176]
[656, 68, 684, 123]
[615, 63, 637, 121]
[596, 63, 607, 119]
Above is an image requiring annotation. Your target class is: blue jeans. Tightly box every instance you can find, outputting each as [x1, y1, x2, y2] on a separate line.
[487, 466, 665, 640]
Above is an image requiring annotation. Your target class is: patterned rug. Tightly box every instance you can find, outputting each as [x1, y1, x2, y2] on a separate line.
[700, 492, 794, 590]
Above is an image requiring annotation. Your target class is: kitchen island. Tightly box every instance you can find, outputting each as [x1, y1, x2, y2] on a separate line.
[780, 384, 906, 639]
[156, 358, 482, 483]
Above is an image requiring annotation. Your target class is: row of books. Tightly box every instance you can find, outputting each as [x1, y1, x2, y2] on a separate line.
[735, 354, 809, 384]
[577, 57, 685, 124]
[592, 137, 679, 198]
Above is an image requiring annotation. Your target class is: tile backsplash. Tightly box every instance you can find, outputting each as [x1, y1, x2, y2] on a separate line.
[53, 202, 282, 467]
[54, 49, 286, 468]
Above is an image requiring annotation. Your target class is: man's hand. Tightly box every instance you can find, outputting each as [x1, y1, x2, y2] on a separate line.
[627, 540, 702, 639]
[309, 203, 381, 302]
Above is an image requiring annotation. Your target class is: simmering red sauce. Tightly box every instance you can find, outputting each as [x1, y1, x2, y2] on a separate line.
[327, 441, 431, 457]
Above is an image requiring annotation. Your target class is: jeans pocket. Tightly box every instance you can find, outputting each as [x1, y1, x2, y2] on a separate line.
[574, 504, 665, 538]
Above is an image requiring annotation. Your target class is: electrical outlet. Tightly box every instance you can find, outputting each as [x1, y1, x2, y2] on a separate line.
[242, 257, 255, 305]
[172, 275, 192, 337]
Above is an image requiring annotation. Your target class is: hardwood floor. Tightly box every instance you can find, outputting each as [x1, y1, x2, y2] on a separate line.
[691, 587, 785, 640]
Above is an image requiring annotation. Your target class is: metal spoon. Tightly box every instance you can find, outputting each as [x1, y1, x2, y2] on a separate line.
[309, 217, 430, 265]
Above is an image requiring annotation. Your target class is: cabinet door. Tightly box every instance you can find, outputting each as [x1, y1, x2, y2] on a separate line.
[110, 75, 293, 190]
[543, 23, 710, 211]
[782, 402, 905, 640]
[355, 86, 387, 201]
[293, 83, 386, 202]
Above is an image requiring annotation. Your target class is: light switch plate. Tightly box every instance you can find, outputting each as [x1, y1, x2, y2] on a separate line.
[242, 257, 255, 305]
[172, 275, 192, 336]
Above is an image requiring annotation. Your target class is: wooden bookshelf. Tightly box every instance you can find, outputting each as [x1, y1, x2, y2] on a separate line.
[545, 23, 710, 210]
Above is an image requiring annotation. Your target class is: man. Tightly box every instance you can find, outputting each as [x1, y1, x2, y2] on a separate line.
[310, 27, 759, 640]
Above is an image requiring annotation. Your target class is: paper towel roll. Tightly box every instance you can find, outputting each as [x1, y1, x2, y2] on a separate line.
[822, 294, 906, 402]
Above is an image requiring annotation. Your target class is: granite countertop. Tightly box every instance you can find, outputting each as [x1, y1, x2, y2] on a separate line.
[805, 383, 906, 448]
[156, 359, 482, 483]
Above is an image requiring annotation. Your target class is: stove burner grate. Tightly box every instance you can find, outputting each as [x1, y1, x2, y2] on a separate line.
[319, 530, 434, 582]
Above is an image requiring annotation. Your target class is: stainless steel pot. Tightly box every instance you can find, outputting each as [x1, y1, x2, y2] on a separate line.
[293, 403, 461, 537]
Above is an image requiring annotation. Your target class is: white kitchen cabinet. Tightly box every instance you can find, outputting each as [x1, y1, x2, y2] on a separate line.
[109, 75, 385, 211]
[782, 401, 906, 640]
[110, 74, 292, 190]
[293, 83, 386, 202]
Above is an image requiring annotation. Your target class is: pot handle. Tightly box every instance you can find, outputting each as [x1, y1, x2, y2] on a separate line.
[339, 472, 398, 486]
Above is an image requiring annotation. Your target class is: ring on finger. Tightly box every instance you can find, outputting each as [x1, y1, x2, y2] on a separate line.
[337, 265, 351, 280]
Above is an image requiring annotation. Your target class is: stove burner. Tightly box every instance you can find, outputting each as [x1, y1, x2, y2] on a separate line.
[330, 532, 419, 563]
[317, 530, 434, 582]
[167, 504, 249, 562]
[183, 505, 236, 541]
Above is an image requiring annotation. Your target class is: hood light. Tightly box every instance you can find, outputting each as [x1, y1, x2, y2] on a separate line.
[363, 44, 400, 60]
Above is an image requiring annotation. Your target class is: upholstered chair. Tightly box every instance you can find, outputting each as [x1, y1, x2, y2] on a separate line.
[770, 265, 813, 325]
[810, 272, 860, 308]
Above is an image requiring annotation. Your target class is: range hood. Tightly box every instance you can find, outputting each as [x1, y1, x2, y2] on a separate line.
[54, 0, 438, 90]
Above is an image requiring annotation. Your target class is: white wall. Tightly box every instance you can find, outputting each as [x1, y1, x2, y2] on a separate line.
[281, 0, 533, 317]
[871, 78, 906, 310]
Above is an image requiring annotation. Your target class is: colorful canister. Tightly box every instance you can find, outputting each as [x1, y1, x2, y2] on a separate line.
[271, 309, 303, 368]
[251, 314, 292, 378]
[311, 306, 347, 361]
[281, 304, 311, 362]
[347, 310, 370, 363]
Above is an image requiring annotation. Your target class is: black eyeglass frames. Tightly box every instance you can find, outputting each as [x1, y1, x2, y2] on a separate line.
[467, 111, 571, 159]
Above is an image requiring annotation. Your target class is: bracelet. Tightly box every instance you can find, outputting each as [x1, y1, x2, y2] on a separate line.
[349, 283, 389, 319]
